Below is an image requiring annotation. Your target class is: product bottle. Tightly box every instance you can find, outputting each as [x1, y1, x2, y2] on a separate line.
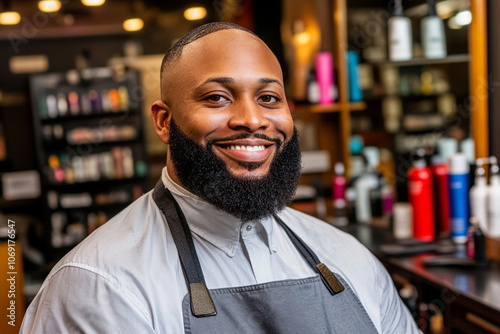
[315, 52, 334, 105]
[388, 0, 413, 61]
[408, 149, 435, 241]
[488, 157, 500, 237]
[430, 155, 450, 237]
[347, 51, 363, 102]
[468, 217, 486, 262]
[461, 137, 476, 189]
[306, 68, 320, 104]
[332, 162, 348, 226]
[421, 0, 447, 59]
[448, 153, 470, 244]
[469, 160, 488, 233]
[354, 154, 379, 224]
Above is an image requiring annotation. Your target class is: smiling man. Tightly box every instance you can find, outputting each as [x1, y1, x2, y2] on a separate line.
[20, 22, 420, 333]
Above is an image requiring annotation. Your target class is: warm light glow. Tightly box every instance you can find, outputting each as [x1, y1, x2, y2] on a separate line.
[39, 0, 61, 13]
[123, 18, 144, 32]
[0, 11, 21, 25]
[455, 10, 472, 26]
[81, 0, 105, 6]
[184, 7, 207, 21]
[293, 32, 311, 45]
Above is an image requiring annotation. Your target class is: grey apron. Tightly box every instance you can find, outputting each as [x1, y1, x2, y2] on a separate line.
[153, 180, 379, 334]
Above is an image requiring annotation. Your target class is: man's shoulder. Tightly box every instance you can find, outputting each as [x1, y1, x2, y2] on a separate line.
[48, 190, 164, 278]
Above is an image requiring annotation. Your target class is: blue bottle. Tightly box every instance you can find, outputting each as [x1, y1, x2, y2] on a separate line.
[448, 153, 470, 244]
[347, 51, 363, 102]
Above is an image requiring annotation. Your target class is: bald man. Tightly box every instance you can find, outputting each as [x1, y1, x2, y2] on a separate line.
[20, 23, 420, 333]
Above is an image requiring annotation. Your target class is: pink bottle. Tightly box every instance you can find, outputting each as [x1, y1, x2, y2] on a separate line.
[315, 52, 334, 105]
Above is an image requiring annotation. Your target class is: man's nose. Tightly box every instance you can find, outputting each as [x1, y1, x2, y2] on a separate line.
[227, 97, 271, 132]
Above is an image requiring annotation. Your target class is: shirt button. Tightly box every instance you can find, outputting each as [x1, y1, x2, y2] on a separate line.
[246, 225, 252, 231]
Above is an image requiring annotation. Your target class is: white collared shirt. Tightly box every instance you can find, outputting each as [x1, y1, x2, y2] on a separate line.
[20, 168, 420, 334]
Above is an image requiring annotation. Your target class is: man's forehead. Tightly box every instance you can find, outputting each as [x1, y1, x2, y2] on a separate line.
[183, 29, 268, 60]
[175, 29, 282, 77]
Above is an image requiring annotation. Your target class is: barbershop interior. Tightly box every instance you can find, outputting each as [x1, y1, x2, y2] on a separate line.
[0, 0, 500, 332]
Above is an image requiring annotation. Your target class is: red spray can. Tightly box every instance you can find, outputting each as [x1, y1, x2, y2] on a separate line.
[408, 149, 435, 241]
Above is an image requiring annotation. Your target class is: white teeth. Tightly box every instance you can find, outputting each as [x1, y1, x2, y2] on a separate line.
[226, 145, 265, 151]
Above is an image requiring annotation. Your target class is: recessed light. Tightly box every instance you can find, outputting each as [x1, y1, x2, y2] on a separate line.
[184, 7, 207, 21]
[123, 18, 144, 32]
[39, 0, 61, 13]
[0, 11, 21, 25]
[81, 0, 105, 7]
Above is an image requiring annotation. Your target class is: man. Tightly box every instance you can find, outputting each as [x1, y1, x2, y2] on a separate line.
[21, 22, 420, 333]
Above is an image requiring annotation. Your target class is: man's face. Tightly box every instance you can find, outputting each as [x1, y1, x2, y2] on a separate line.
[162, 29, 294, 183]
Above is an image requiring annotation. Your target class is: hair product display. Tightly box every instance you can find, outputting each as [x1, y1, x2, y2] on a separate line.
[315, 52, 334, 105]
[448, 153, 470, 244]
[408, 149, 435, 241]
[421, 0, 447, 59]
[388, 0, 413, 61]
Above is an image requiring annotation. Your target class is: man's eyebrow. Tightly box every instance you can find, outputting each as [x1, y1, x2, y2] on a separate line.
[199, 77, 235, 86]
[198, 77, 283, 88]
[259, 77, 283, 88]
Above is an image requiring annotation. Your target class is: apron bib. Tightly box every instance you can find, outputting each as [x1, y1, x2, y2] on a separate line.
[153, 180, 378, 334]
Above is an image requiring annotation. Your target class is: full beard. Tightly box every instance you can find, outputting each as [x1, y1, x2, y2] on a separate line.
[168, 119, 302, 222]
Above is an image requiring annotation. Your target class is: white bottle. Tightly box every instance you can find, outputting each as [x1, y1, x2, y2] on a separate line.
[469, 161, 488, 233]
[421, 0, 447, 59]
[355, 147, 380, 224]
[388, 0, 413, 61]
[488, 158, 500, 237]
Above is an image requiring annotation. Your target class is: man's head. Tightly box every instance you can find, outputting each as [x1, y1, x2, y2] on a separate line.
[151, 22, 302, 221]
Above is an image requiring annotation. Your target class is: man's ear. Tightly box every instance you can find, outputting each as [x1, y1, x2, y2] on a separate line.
[151, 100, 172, 144]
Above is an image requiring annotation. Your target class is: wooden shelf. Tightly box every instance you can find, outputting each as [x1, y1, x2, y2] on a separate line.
[295, 102, 367, 114]
[367, 54, 470, 67]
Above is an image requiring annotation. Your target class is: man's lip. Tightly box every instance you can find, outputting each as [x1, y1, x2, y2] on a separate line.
[214, 139, 276, 147]
[213, 139, 276, 163]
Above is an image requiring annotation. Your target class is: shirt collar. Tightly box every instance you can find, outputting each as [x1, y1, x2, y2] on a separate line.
[161, 167, 277, 257]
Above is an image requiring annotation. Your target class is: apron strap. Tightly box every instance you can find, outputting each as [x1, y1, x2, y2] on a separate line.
[273, 215, 345, 295]
[153, 180, 216, 317]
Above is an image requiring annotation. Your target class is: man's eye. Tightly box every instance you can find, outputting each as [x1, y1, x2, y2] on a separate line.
[206, 95, 227, 102]
[259, 95, 279, 103]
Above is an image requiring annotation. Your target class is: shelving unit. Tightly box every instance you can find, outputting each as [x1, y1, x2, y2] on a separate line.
[367, 54, 470, 67]
[30, 67, 150, 260]
[290, 0, 488, 198]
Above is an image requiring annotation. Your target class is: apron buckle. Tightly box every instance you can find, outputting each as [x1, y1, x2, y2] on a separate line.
[190, 282, 217, 317]
[316, 263, 345, 295]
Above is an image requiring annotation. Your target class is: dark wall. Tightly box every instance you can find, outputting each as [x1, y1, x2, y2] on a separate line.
[488, 0, 500, 158]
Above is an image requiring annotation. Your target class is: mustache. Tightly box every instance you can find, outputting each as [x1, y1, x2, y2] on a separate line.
[207, 133, 282, 149]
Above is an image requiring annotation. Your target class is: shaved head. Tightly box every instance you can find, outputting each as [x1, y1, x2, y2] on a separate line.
[151, 20, 293, 188]
[160, 22, 258, 83]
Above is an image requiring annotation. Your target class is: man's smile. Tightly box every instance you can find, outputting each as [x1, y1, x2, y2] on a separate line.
[214, 138, 276, 164]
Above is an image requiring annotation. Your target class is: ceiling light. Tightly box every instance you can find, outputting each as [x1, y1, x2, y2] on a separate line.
[81, 0, 105, 7]
[39, 0, 61, 13]
[184, 7, 207, 21]
[0, 11, 21, 25]
[123, 18, 144, 32]
[455, 10, 472, 26]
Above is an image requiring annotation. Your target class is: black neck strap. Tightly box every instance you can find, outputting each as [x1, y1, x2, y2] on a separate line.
[153, 179, 344, 317]
[153, 180, 216, 317]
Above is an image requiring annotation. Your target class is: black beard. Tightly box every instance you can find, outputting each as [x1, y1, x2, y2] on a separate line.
[168, 119, 302, 222]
